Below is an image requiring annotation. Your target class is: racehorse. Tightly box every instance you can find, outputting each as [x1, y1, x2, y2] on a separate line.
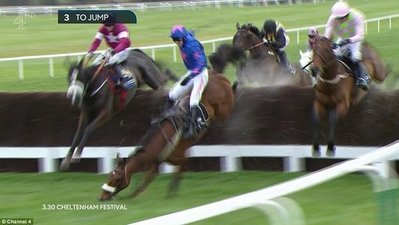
[99, 70, 236, 200]
[233, 23, 311, 86]
[311, 36, 387, 156]
[60, 49, 169, 170]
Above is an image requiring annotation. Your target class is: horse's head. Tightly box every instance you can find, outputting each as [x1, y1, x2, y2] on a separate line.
[99, 155, 129, 201]
[233, 23, 263, 51]
[66, 55, 91, 108]
[312, 36, 337, 75]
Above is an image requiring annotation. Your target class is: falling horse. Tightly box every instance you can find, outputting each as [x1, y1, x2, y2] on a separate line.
[311, 36, 387, 156]
[99, 70, 236, 200]
[60, 49, 169, 170]
[232, 23, 311, 86]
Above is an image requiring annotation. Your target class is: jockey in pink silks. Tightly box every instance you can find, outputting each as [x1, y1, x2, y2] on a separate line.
[88, 15, 134, 89]
[324, 0, 371, 90]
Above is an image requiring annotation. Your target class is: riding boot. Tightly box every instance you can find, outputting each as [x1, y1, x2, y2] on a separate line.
[116, 65, 135, 90]
[278, 51, 293, 74]
[188, 105, 207, 137]
[353, 61, 371, 91]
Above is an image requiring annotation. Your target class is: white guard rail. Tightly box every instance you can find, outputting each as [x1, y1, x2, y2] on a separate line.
[0, 145, 397, 176]
[128, 141, 399, 225]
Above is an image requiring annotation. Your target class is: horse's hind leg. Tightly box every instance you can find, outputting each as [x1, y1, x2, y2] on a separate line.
[167, 158, 188, 198]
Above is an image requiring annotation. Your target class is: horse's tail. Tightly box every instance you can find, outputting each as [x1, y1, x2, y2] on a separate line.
[208, 44, 245, 73]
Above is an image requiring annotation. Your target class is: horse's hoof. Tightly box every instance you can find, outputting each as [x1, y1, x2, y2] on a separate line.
[312, 144, 321, 157]
[71, 152, 82, 163]
[60, 159, 70, 171]
[312, 150, 321, 157]
[327, 144, 336, 157]
[326, 149, 336, 157]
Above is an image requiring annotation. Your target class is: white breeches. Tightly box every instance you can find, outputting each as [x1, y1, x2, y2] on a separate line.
[169, 68, 209, 108]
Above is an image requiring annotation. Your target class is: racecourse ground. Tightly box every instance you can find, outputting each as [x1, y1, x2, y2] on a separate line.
[1, 0, 399, 91]
[0, 171, 386, 225]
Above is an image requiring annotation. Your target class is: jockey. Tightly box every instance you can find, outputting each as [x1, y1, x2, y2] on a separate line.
[87, 15, 135, 90]
[261, 19, 292, 73]
[166, 25, 208, 137]
[324, 0, 371, 91]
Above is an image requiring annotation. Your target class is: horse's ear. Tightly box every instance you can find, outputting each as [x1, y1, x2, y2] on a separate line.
[299, 50, 304, 57]
[236, 22, 240, 30]
[115, 153, 125, 167]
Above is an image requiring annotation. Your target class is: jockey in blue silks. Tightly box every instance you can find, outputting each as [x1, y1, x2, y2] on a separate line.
[166, 25, 209, 137]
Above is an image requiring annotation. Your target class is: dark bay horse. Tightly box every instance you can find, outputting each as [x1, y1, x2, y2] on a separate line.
[232, 23, 311, 86]
[60, 49, 168, 170]
[311, 36, 387, 156]
[99, 70, 236, 200]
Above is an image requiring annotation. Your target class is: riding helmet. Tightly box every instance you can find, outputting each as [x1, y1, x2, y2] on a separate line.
[103, 14, 117, 26]
[170, 25, 189, 39]
[263, 20, 277, 34]
[331, 1, 350, 18]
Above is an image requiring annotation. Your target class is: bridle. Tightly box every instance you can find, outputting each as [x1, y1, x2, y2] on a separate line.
[313, 41, 349, 84]
[101, 167, 127, 194]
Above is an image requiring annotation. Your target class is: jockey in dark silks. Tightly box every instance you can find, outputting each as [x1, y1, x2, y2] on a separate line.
[261, 19, 293, 73]
[166, 25, 209, 137]
[87, 15, 135, 90]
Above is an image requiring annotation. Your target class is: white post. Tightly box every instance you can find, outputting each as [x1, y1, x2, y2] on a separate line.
[18, 59, 24, 80]
[284, 157, 304, 172]
[98, 154, 114, 174]
[220, 156, 240, 172]
[38, 157, 57, 173]
[159, 162, 175, 174]
[377, 19, 380, 33]
[173, 46, 177, 62]
[151, 48, 156, 60]
[49, 57, 54, 77]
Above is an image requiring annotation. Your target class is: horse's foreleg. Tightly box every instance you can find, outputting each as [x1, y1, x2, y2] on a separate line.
[167, 159, 188, 198]
[312, 102, 324, 157]
[326, 109, 338, 156]
[71, 109, 111, 162]
[130, 163, 159, 198]
[60, 112, 88, 171]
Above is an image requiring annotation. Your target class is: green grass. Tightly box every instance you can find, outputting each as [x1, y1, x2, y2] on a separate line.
[1, 171, 395, 225]
[1, 0, 399, 91]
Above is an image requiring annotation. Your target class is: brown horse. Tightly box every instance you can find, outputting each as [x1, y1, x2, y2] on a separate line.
[311, 36, 387, 156]
[99, 70, 236, 200]
[233, 23, 311, 86]
[60, 49, 169, 171]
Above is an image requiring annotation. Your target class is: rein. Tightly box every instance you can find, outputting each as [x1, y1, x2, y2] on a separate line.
[91, 58, 107, 82]
[248, 41, 264, 50]
[313, 49, 351, 84]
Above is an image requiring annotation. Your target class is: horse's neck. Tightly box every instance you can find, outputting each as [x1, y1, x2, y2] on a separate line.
[250, 44, 269, 57]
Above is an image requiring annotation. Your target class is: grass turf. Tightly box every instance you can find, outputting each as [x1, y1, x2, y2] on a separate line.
[0, 171, 386, 225]
[1, 0, 399, 91]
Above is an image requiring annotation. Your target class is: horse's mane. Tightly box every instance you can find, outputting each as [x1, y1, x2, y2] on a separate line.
[239, 23, 261, 38]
